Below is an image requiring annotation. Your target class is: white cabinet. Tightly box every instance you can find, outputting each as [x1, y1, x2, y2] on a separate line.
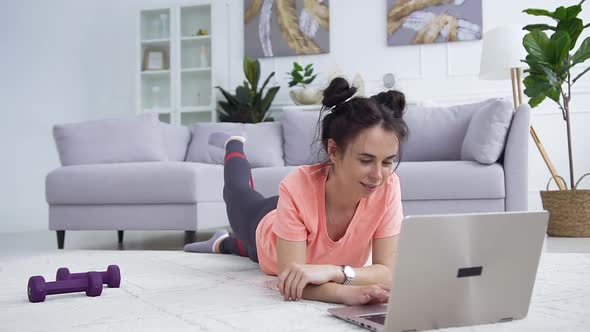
[137, 1, 226, 125]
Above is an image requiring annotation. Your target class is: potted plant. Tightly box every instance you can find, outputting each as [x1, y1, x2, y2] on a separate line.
[522, 0, 590, 236]
[287, 62, 322, 105]
[216, 56, 280, 123]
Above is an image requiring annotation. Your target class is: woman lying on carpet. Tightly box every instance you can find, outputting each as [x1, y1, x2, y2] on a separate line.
[185, 77, 408, 306]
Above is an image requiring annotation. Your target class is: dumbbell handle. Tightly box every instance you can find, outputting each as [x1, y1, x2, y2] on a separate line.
[68, 271, 109, 281]
[45, 278, 92, 295]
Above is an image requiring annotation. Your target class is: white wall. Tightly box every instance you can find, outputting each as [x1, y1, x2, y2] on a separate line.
[1, 0, 589, 233]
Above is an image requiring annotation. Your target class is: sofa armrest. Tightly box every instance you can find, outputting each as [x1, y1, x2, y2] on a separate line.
[503, 104, 531, 211]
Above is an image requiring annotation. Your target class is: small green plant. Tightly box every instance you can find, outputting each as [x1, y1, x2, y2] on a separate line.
[521, 0, 590, 188]
[216, 56, 280, 123]
[287, 62, 317, 88]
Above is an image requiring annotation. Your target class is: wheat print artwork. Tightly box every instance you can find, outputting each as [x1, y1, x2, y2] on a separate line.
[387, 0, 482, 46]
[244, 0, 330, 58]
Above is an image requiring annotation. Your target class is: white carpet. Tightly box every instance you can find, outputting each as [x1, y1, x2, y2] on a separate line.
[1, 251, 589, 331]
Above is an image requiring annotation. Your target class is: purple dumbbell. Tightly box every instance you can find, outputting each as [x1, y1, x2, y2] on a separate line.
[27, 272, 103, 303]
[55, 265, 120, 288]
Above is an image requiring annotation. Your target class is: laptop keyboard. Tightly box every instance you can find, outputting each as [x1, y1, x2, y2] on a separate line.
[361, 313, 387, 325]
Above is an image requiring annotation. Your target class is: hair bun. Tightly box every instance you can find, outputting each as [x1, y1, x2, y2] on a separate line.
[371, 90, 406, 118]
[322, 77, 357, 109]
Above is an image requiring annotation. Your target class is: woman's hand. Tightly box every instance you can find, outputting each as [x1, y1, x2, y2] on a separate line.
[277, 263, 341, 301]
[337, 284, 391, 306]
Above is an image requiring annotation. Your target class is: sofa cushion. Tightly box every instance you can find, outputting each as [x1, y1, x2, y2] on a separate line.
[402, 99, 503, 162]
[252, 166, 298, 197]
[396, 161, 505, 200]
[46, 162, 206, 204]
[461, 98, 513, 164]
[52, 113, 167, 166]
[281, 109, 326, 166]
[185, 122, 284, 167]
[160, 122, 191, 161]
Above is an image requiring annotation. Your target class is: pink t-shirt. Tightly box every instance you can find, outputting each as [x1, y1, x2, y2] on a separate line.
[255, 163, 404, 275]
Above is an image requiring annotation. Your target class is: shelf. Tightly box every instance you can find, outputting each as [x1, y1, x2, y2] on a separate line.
[181, 67, 211, 73]
[138, 4, 216, 126]
[142, 38, 170, 44]
[181, 36, 211, 41]
[180, 106, 213, 113]
[141, 70, 170, 75]
[141, 108, 173, 114]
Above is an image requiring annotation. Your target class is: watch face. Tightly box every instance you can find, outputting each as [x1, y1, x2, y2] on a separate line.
[344, 266, 355, 278]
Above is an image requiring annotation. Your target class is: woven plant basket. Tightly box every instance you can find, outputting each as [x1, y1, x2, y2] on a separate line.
[540, 173, 590, 237]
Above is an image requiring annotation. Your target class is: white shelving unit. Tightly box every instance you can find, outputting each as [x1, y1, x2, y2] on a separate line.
[137, 1, 223, 125]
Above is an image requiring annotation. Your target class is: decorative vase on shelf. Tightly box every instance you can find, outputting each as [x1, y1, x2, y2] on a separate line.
[289, 86, 322, 106]
[200, 45, 209, 68]
[151, 85, 161, 109]
[151, 19, 161, 39]
[159, 13, 168, 38]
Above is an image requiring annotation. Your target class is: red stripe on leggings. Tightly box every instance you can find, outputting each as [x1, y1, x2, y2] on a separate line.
[224, 152, 247, 162]
[225, 152, 254, 189]
[236, 239, 247, 257]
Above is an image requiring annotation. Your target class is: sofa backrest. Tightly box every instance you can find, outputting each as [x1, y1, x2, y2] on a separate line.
[53, 113, 168, 166]
[280, 109, 326, 166]
[403, 98, 513, 162]
[184, 121, 285, 167]
[279, 98, 514, 165]
[160, 122, 191, 161]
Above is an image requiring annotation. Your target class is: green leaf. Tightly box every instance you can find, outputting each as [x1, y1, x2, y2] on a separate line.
[291, 69, 303, 81]
[523, 30, 550, 63]
[235, 86, 250, 105]
[260, 86, 280, 112]
[304, 68, 314, 77]
[302, 74, 317, 85]
[554, 6, 568, 20]
[216, 86, 241, 106]
[572, 66, 590, 83]
[217, 101, 231, 114]
[259, 71, 276, 95]
[566, 4, 582, 19]
[288, 80, 297, 87]
[243, 56, 260, 91]
[523, 24, 556, 31]
[304, 63, 313, 71]
[293, 62, 303, 71]
[523, 8, 557, 20]
[556, 18, 583, 50]
[528, 94, 547, 108]
[523, 74, 553, 98]
[572, 36, 590, 64]
[547, 31, 571, 66]
[546, 87, 561, 102]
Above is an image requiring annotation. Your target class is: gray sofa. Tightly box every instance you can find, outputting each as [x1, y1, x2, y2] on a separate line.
[46, 98, 530, 248]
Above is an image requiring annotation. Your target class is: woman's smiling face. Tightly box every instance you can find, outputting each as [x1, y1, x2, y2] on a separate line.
[328, 124, 399, 198]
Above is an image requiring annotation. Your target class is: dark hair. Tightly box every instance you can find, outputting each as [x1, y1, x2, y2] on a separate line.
[317, 77, 409, 170]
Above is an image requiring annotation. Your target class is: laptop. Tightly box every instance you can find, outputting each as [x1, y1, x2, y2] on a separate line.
[328, 211, 549, 332]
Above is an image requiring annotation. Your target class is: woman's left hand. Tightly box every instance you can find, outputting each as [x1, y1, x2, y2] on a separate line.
[277, 263, 341, 301]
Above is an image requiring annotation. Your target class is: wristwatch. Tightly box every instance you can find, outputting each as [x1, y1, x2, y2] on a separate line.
[341, 265, 355, 285]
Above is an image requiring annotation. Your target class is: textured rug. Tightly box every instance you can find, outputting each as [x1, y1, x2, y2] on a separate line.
[0, 251, 589, 331]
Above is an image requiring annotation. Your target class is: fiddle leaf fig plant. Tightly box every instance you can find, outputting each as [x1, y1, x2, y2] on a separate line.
[522, 0, 590, 188]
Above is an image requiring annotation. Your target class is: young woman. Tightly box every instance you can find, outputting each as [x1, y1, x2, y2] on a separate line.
[185, 77, 408, 305]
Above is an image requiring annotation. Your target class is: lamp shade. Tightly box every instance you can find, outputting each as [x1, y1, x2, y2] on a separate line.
[479, 24, 528, 80]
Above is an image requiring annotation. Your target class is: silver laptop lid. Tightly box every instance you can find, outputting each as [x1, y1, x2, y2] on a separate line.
[384, 211, 549, 332]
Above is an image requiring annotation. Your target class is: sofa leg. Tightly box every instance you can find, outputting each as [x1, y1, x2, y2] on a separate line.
[184, 231, 196, 245]
[117, 230, 124, 244]
[56, 231, 65, 249]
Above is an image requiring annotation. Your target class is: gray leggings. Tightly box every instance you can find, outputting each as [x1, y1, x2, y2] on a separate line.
[219, 140, 279, 262]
